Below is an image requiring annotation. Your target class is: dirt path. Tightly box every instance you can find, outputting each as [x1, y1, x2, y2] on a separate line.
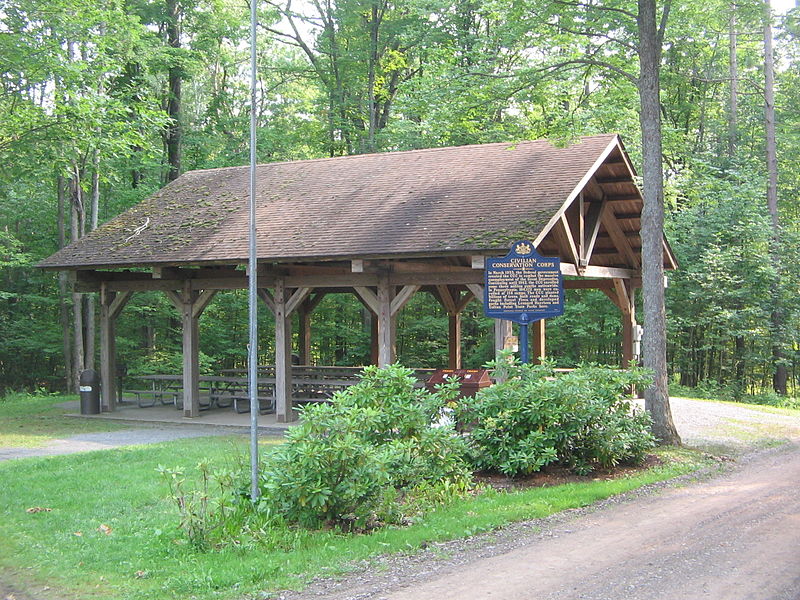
[375, 445, 800, 600]
[280, 399, 800, 600]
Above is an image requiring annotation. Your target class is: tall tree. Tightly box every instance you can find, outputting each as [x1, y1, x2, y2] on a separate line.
[763, 0, 787, 394]
[164, 0, 183, 181]
[638, 0, 681, 443]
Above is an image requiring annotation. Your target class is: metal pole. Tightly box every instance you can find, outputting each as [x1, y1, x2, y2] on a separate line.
[248, 0, 259, 502]
[519, 323, 529, 364]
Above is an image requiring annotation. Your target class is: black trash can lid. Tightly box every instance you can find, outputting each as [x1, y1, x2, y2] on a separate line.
[79, 369, 99, 384]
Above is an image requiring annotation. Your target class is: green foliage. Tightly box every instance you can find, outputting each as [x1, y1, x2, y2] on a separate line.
[458, 358, 656, 476]
[257, 365, 471, 530]
[127, 350, 216, 377]
[157, 461, 244, 551]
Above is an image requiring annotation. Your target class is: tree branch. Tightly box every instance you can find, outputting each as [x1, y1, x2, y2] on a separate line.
[552, 0, 637, 20]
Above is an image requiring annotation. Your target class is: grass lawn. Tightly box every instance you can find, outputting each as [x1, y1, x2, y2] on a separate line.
[0, 394, 126, 448]
[0, 435, 714, 600]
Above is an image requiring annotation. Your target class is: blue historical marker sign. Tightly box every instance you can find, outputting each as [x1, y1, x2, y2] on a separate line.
[484, 240, 564, 324]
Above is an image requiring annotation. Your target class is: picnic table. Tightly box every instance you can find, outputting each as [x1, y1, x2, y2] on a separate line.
[125, 371, 360, 414]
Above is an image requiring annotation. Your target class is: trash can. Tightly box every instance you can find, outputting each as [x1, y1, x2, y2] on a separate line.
[79, 369, 101, 415]
[425, 369, 492, 399]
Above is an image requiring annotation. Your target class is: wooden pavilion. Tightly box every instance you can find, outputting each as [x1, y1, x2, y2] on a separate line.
[39, 134, 677, 422]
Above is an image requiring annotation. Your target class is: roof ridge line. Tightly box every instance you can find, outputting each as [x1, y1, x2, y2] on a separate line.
[183, 134, 619, 174]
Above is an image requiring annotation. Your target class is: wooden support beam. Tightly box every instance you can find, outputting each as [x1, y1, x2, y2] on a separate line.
[563, 279, 614, 290]
[73, 264, 492, 294]
[297, 304, 312, 365]
[553, 214, 581, 271]
[179, 282, 201, 418]
[306, 291, 327, 312]
[613, 278, 631, 315]
[599, 194, 642, 203]
[285, 287, 312, 315]
[354, 286, 380, 315]
[601, 210, 640, 268]
[296, 291, 326, 366]
[164, 290, 182, 312]
[99, 286, 132, 412]
[108, 291, 132, 320]
[377, 273, 394, 367]
[620, 285, 636, 368]
[466, 283, 485, 304]
[257, 288, 275, 313]
[274, 278, 295, 422]
[370, 314, 379, 365]
[601, 288, 624, 311]
[391, 285, 420, 316]
[192, 289, 217, 319]
[595, 176, 633, 185]
[561, 263, 637, 279]
[456, 289, 474, 312]
[449, 313, 462, 369]
[435, 285, 457, 314]
[494, 319, 512, 361]
[582, 199, 608, 266]
[533, 319, 546, 364]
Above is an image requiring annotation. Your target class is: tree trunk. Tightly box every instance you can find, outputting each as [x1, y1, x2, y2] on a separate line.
[637, 0, 681, 444]
[70, 168, 87, 388]
[165, 0, 182, 182]
[57, 175, 73, 392]
[763, 0, 787, 394]
[728, 4, 738, 156]
[366, 1, 380, 153]
[85, 151, 101, 370]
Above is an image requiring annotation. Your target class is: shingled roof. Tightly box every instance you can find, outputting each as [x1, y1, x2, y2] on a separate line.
[40, 134, 637, 270]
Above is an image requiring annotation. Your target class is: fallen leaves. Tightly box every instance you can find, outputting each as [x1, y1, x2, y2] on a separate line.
[25, 507, 51, 514]
[98, 524, 112, 536]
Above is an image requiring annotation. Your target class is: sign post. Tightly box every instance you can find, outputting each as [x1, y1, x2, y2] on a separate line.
[484, 240, 564, 363]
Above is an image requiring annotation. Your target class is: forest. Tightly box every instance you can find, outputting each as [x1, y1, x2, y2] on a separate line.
[1, 0, 798, 402]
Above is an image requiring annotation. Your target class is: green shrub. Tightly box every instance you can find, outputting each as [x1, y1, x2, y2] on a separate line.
[257, 365, 472, 530]
[457, 358, 655, 476]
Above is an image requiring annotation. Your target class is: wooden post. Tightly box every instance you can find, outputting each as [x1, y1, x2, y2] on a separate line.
[622, 286, 636, 368]
[165, 286, 216, 418]
[370, 316, 379, 365]
[448, 313, 462, 369]
[435, 285, 466, 369]
[99, 285, 131, 412]
[181, 285, 200, 418]
[377, 273, 394, 367]
[494, 319, 512, 358]
[297, 303, 311, 365]
[100, 296, 116, 412]
[533, 319, 546, 364]
[274, 277, 293, 422]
